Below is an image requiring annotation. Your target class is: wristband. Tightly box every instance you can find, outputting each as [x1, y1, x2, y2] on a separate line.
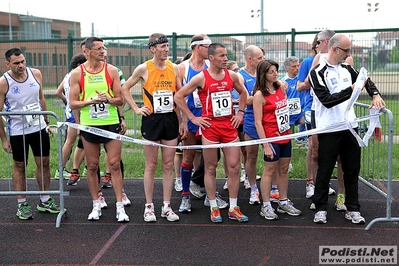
[105, 97, 110, 104]
[238, 109, 245, 114]
[120, 116, 125, 120]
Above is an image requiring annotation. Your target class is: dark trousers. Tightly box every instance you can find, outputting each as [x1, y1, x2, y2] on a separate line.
[313, 129, 361, 212]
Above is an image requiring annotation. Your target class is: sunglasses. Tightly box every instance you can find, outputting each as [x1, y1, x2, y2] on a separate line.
[336, 47, 351, 53]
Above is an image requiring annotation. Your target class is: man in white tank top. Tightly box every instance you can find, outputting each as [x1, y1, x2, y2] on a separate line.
[0, 48, 60, 220]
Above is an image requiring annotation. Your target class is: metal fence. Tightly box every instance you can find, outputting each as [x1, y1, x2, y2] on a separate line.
[354, 103, 399, 230]
[0, 111, 68, 227]
[1, 28, 397, 133]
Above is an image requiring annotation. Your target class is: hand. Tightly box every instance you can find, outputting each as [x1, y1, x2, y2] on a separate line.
[179, 122, 188, 140]
[264, 144, 274, 160]
[370, 94, 386, 110]
[230, 113, 243, 128]
[120, 120, 127, 135]
[191, 116, 211, 129]
[2, 140, 12, 153]
[46, 126, 54, 137]
[134, 106, 151, 116]
[95, 90, 108, 103]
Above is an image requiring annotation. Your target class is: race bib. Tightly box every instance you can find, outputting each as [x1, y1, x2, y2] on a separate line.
[23, 102, 41, 127]
[288, 98, 301, 115]
[89, 97, 110, 119]
[153, 90, 174, 113]
[275, 106, 290, 133]
[211, 91, 232, 117]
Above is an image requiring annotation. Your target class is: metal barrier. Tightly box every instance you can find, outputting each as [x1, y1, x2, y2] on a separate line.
[0, 111, 68, 227]
[354, 103, 399, 230]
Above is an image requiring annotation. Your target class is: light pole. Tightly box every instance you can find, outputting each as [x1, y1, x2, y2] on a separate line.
[368, 2, 379, 74]
[250, 0, 265, 47]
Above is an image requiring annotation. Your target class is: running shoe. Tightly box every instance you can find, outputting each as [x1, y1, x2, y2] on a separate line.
[143, 205, 156, 222]
[260, 204, 279, 220]
[122, 191, 131, 207]
[16, 202, 33, 220]
[204, 192, 228, 209]
[174, 179, 182, 192]
[98, 193, 108, 209]
[313, 211, 327, 224]
[228, 206, 249, 222]
[37, 197, 60, 214]
[88, 203, 102, 221]
[54, 169, 71, 180]
[223, 179, 228, 190]
[249, 188, 261, 205]
[239, 170, 246, 183]
[270, 191, 280, 203]
[189, 183, 206, 198]
[306, 183, 315, 199]
[244, 178, 250, 190]
[101, 173, 112, 188]
[210, 206, 222, 223]
[66, 172, 80, 186]
[116, 205, 129, 223]
[334, 194, 347, 211]
[277, 201, 302, 216]
[161, 205, 180, 222]
[345, 211, 365, 224]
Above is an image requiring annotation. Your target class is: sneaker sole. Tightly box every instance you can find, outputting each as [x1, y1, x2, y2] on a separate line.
[345, 216, 365, 224]
[36, 206, 60, 214]
[211, 218, 223, 223]
[179, 208, 191, 213]
[335, 205, 347, 211]
[260, 213, 279, 220]
[313, 218, 327, 224]
[249, 200, 261, 205]
[16, 214, 33, 220]
[277, 208, 301, 216]
[67, 179, 80, 186]
[228, 216, 249, 222]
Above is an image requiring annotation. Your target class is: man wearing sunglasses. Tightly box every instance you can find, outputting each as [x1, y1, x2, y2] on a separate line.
[309, 33, 385, 225]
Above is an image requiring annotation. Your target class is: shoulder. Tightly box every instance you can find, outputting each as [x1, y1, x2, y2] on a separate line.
[30, 67, 42, 77]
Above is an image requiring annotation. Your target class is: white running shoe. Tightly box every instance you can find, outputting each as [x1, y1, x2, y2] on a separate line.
[179, 196, 191, 213]
[306, 183, 315, 199]
[239, 170, 246, 183]
[98, 194, 108, 209]
[313, 211, 327, 224]
[88, 203, 102, 221]
[161, 205, 180, 222]
[249, 189, 261, 205]
[260, 204, 279, 220]
[244, 178, 250, 190]
[122, 191, 131, 207]
[116, 206, 129, 222]
[204, 192, 229, 209]
[345, 211, 365, 224]
[189, 183, 206, 198]
[328, 185, 336, 195]
[223, 180, 228, 190]
[174, 179, 182, 192]
[143, 205, 157, 222]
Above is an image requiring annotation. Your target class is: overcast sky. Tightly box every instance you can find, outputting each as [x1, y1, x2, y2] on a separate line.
[1, 0, 394, 37]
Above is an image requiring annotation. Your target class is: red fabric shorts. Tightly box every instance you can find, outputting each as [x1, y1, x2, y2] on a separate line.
[199, 119, 238, 143]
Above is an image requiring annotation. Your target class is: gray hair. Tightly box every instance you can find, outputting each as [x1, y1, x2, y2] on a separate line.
[284, 56, 299, 69]
[318, 29, 335, 41]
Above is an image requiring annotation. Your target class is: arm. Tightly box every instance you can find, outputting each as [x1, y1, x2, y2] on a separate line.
[230, 71, 247, 128]
[309, 67, 352, 109]
[0, 78, 11, 153]
[55, 79, 67, 105]
[121, 63, 151, 116]
[32, 69, 49, 124]
[253, 91, 273, 159]
[106, 65, 123, 107]
[174, 73, 210, 129]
